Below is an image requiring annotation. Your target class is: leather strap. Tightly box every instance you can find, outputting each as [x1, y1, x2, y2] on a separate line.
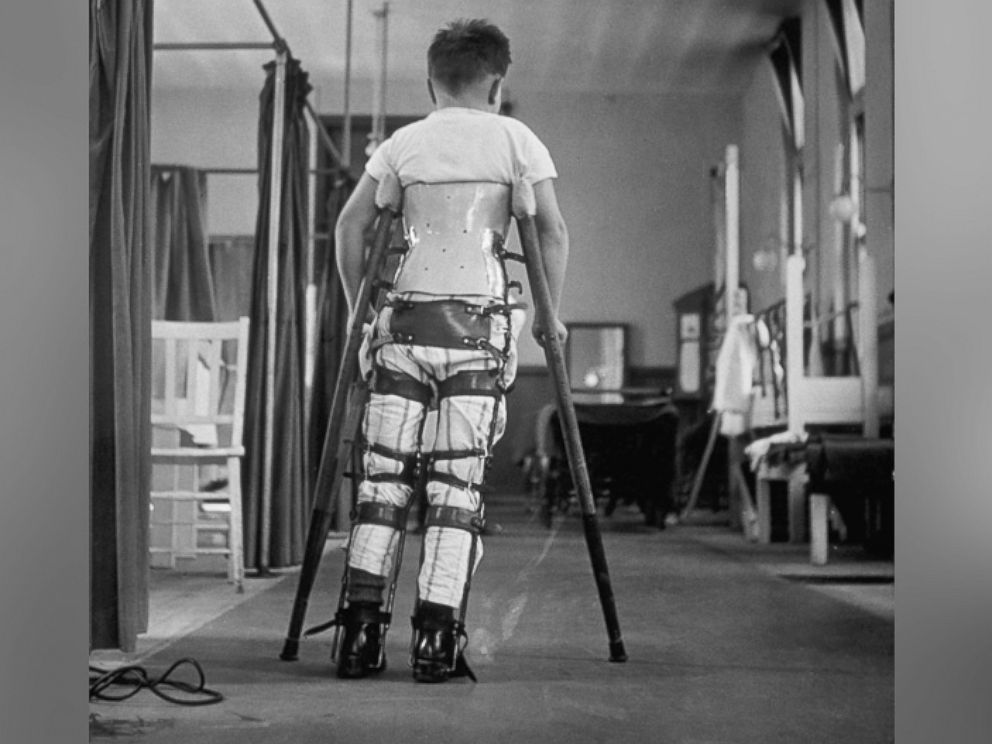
[437, 370, 503, 399]
[353, 502, 408, 531]
[387, 300, 493, 350]
[370, 366, 433, 405]
[424, 505, 485, 535]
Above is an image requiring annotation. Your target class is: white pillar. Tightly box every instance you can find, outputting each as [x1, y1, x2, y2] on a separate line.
[858, 244, 879, 437]
[786, 253, 805, 435]
[725, 145, 742, 317]
[260, 48, 288, 571]
[809, 493, 831, 565]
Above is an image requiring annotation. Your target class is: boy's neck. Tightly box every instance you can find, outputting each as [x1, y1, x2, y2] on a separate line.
[430, 77, 502, 114]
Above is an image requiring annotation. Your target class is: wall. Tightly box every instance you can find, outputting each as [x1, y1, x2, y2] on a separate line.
[508, 91, 741, 368]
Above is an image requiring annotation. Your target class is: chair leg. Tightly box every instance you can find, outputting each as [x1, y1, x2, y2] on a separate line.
[809, 493, 830, 566]
[788, 469, 809, 544]
[755, 474, 773, 544]
[227, 456, 245, 592]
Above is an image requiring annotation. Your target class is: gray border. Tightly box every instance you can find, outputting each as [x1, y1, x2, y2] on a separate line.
[895, 1, 992, 741]
[3, 1, 992, 741]
[0, 2, 88, 742]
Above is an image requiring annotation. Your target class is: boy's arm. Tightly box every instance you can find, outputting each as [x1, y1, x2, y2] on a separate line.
[530, 177, 570, 346]
[334, 172, 381, 316]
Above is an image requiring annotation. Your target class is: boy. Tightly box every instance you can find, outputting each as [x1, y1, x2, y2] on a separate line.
[332, 18, 569, 683]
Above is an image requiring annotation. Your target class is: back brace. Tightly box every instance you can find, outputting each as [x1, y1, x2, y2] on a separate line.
[392, 182, 517, 298]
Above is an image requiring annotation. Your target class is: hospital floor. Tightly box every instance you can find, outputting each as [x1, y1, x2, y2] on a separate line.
[89, 493, 894, 743]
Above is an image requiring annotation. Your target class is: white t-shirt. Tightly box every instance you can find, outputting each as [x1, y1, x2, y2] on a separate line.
[365, 107, 557, 187]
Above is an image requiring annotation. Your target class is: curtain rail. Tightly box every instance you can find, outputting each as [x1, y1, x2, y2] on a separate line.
[165, 167, 342, 175]
[154, 42, 274, 51]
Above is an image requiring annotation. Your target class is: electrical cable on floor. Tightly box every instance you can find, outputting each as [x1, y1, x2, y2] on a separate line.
[89, 657, 224, 706]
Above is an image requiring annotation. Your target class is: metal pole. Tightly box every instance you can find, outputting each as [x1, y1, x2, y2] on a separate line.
[725, 144, 741, 318]
[304, 102, 345, 170]
[304, 98, 319, 426]
[786, 253, 805, 435]
[153, 42, 274, 51]
[723, 145, 745, 528]
[858, 244, 879, 437]
[832, 143, 848, 359]
[252, 0, 283, 46]
[260, 48, 288, 574]
[201, 167, 258, 175]
[197, 167, 339, 175]
[342, 0, 354, 170]
[379, 3, 389, 144]
[369, 3, 389, 150]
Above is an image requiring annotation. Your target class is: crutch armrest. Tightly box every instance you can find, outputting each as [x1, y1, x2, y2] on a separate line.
[511, 178, 536, 219]
[375, 171, 403, 213]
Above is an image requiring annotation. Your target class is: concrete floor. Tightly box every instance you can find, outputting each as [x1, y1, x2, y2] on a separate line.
[89, 494, 894, 743]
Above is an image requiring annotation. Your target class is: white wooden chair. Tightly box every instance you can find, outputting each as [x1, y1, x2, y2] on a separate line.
[149, 318, 249, 589]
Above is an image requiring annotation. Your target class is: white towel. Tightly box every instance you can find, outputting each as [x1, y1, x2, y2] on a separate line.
[712, 314, 757, 435]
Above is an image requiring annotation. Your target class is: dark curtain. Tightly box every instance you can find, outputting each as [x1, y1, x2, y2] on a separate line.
[150, 165, 216, 321]
[89, 0, 154, 652]
[307, 174, 353, 498]
[242, 58, 312, 569]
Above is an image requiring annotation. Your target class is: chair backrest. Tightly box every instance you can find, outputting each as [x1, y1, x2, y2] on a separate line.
[151, 318, 250, 449]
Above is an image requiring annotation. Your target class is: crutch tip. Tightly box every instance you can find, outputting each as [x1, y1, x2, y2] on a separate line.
[279, 639, 300, 661]
[608, 641, 628, 663]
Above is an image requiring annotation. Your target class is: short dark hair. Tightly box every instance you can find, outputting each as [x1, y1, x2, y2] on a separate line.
[427, 19, 511, 94]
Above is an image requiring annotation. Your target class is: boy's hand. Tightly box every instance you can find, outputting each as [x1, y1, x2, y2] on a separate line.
[532, 317, 568, 348]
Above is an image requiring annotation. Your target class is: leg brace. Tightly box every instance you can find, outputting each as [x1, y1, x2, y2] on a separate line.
[343, 367, 432, 598]
[410, 504, 486, 682]
[328, 367, 432, 670]
[417, 367, 505, 611]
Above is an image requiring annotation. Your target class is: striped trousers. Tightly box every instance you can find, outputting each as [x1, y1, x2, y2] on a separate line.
[346, 296, 524, 609]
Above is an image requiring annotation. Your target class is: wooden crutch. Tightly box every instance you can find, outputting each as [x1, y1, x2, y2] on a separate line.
[280, 175, 402, 661]
[512, 182, 628, 663]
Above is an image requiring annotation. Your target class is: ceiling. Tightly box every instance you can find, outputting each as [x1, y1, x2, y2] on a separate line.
[152, 0, 804, 99]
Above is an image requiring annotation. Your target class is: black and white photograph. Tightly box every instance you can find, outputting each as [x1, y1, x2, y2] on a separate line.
[5, 0, 992, 742]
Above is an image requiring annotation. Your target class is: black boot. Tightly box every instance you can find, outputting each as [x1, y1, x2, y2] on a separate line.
[410, 602, 476, 683]
[335, 602, 386, 679]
